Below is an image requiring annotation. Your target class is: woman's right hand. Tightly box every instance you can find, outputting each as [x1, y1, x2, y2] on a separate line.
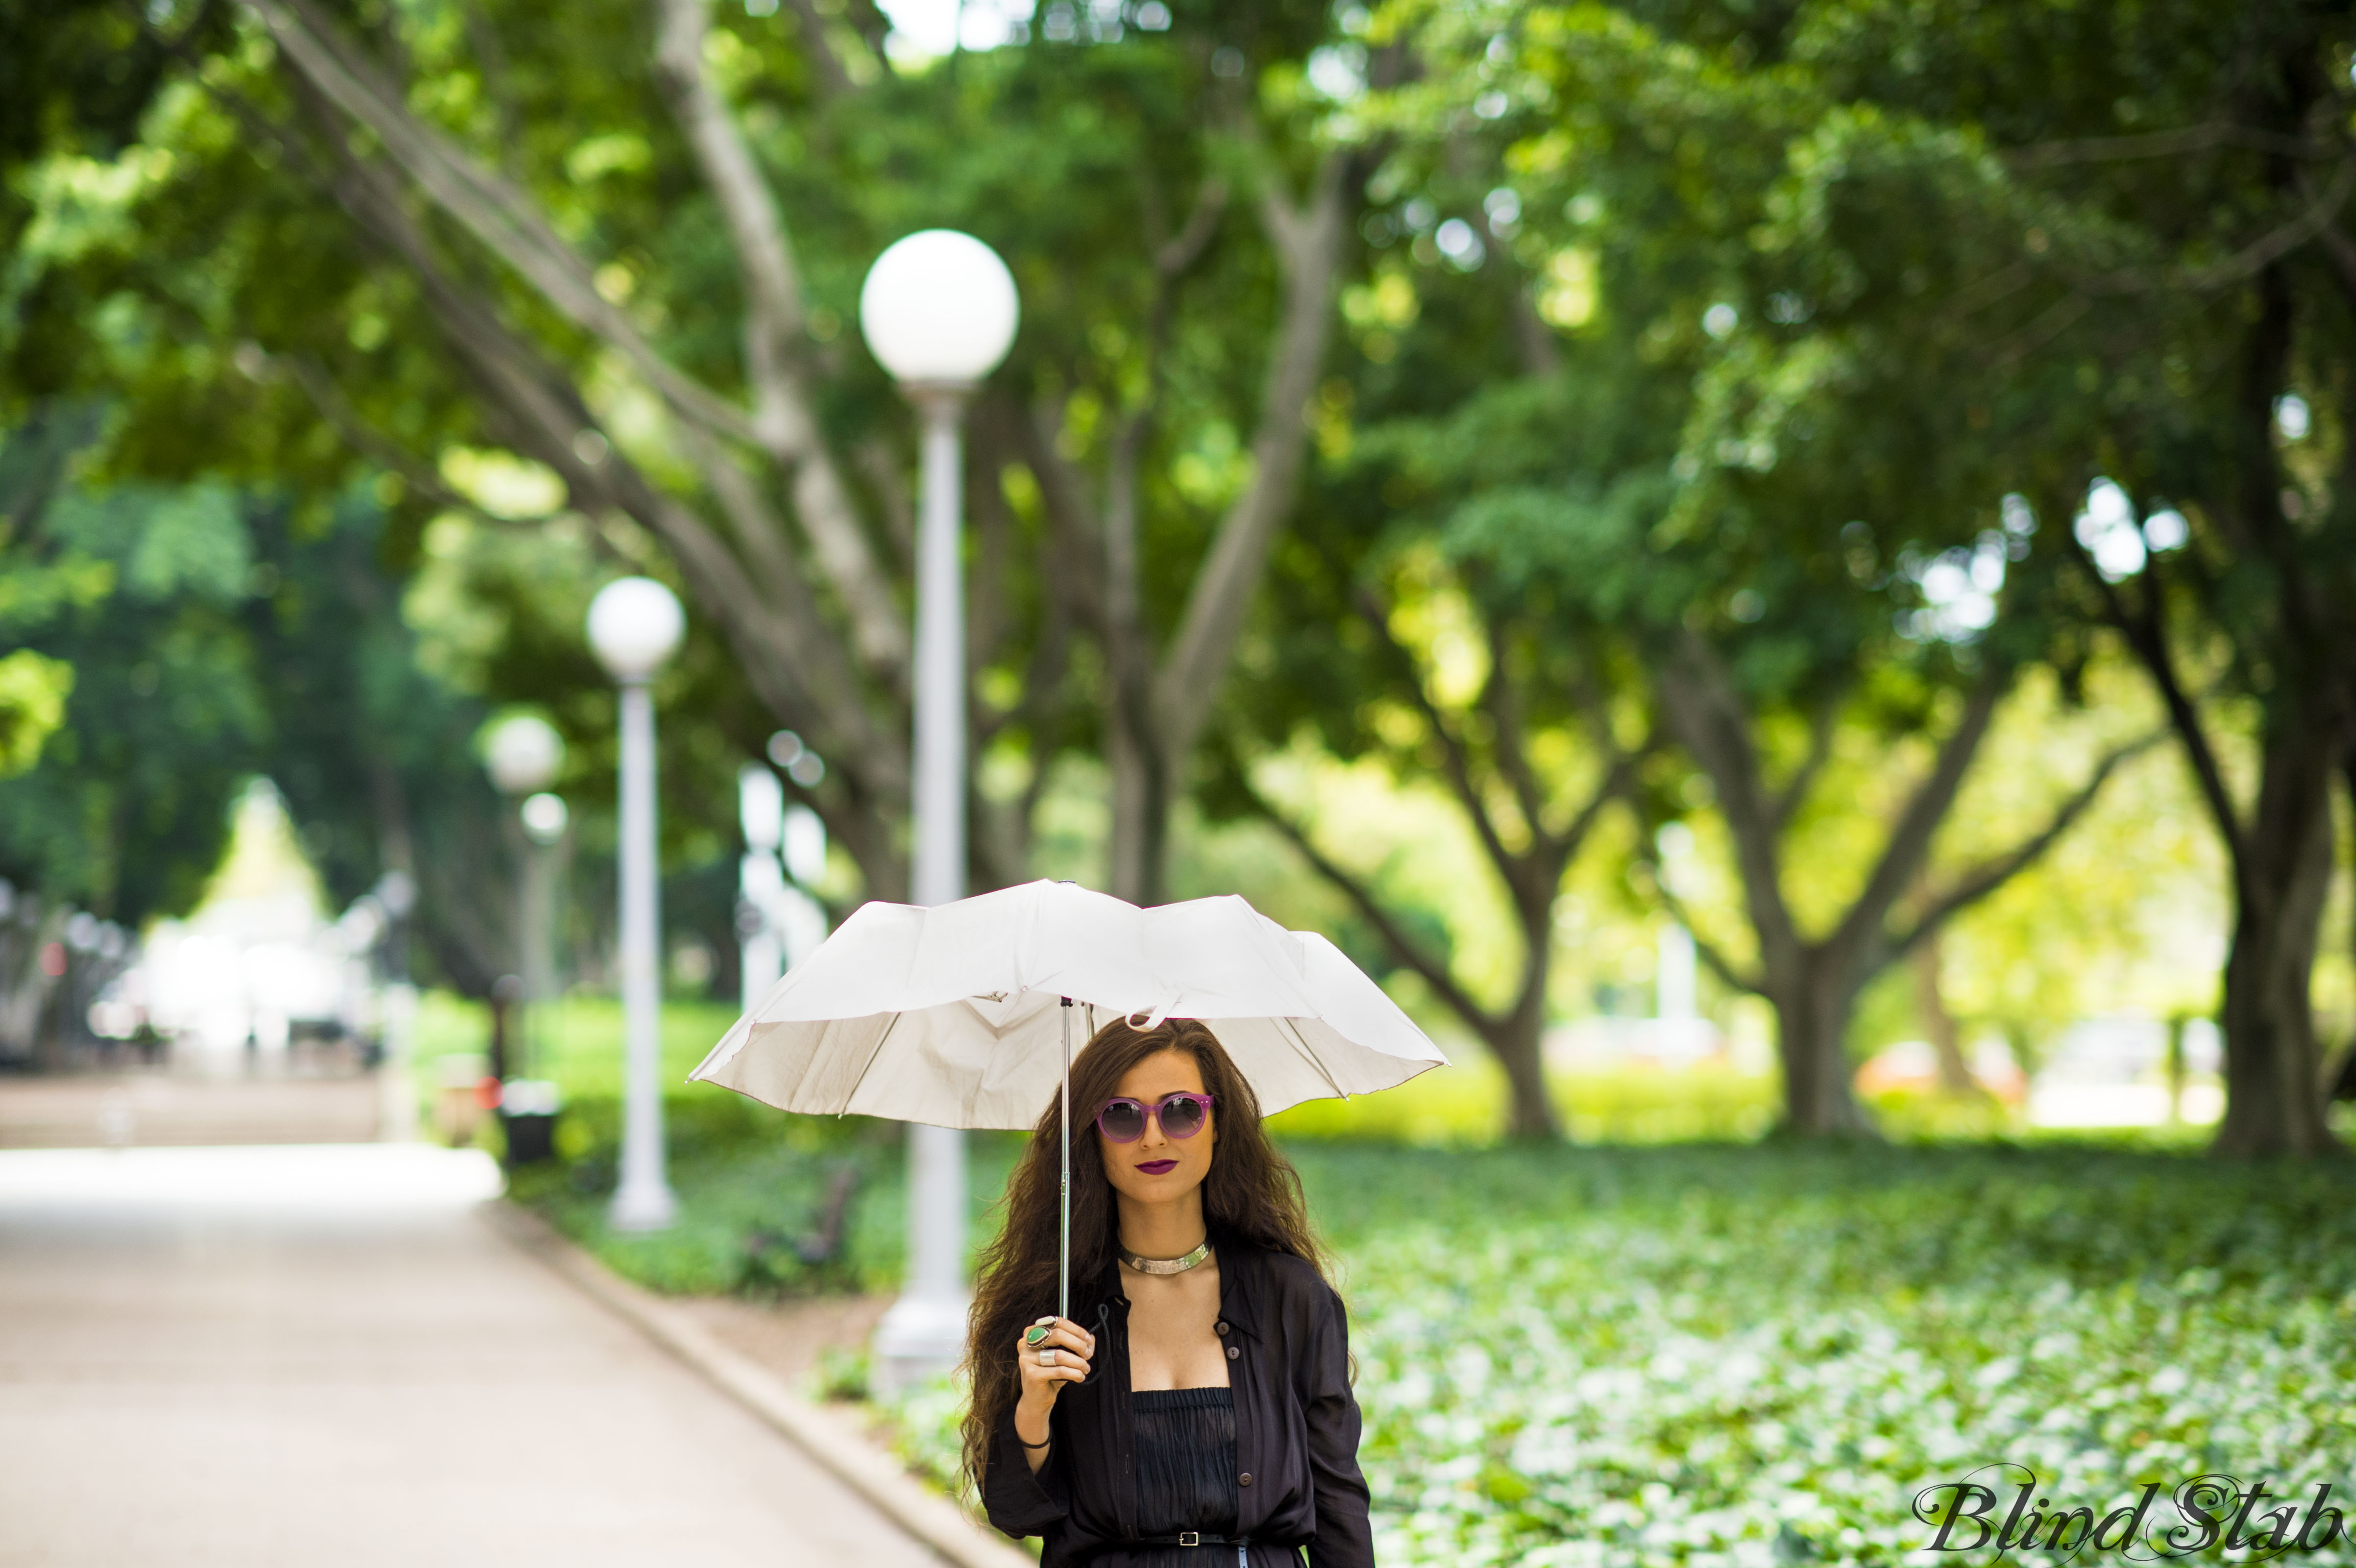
[1013, 1315, 1095, 1454]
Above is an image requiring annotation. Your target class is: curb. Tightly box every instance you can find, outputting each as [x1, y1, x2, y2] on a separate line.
[485, 1201, 1032, 1568]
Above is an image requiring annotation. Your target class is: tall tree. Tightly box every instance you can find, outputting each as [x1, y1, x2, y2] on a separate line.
[1689, 0, 2356, 1154]
[7, 0, 1376, 906]
[1328, 0, 2161, 1134]
[2021, 11, 2356, 1157]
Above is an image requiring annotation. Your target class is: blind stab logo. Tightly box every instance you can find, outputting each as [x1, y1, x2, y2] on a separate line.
[1913, 1466, 2346, 1560]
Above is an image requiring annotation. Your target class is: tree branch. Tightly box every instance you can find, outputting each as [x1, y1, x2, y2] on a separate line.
[456, 0, 525, 158]
[650, 0, 910, 683]
[1770, 694, 1840, 834]
[1885, 727, 2168, 959]
[275, 351, 550, 524]
[1011, 396, 1107, 633]
[248, 0, 760, 445]
[779, 0, 857, 98]
[1633, 852, 1764, 995]
[1984, 292, 2091, 369]
[1239, 775, 1497, 1034]
[1357, 591, 1527, 893]
[1480, 621, 1555, 857]
[2002, 121, 2328, 171]
[2064, 155, 2356, 297]
[1154, 146, 1356, 755]
[2060, 526, 2250, 878]
[1653, 630, 1804, 977]
[1826, 661, 2010, 973]
[1154, 179, 1230, 279]
[296, 80, 907, 813]
[1942, 258, 2035, 318]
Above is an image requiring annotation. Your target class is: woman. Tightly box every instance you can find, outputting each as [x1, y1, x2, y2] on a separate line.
[961, 1017, 1374, 1568]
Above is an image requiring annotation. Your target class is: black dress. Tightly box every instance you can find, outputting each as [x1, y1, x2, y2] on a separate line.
[982, 1236, 1375, 1568]
[1130, 1386, 1241, 1566]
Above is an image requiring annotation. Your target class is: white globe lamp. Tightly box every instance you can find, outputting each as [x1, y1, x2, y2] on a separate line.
[859, 230, 1020, 388]
[520, 792, 569, 845]
[486, 714, 564, 796]
[587, 577, 685, 684]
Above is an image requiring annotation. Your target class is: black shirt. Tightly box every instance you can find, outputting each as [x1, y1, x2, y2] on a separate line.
[982, 1237, 1376, 1568]
[1131, 1385, 1239, 1565]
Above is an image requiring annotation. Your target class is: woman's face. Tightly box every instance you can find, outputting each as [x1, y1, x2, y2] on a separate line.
[1097, 1047, 1216, 1207]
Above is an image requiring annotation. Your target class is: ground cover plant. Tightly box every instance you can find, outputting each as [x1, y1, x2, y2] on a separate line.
[1280, 1144, 2356, 1566]
[506, 1071, 2356, 1566]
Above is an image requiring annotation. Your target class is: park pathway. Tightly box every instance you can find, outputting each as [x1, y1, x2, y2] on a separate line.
[0, 1143, 948, 1568]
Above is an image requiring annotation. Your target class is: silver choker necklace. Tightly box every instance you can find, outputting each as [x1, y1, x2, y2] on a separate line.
[1119, 1237, 1212, 1275]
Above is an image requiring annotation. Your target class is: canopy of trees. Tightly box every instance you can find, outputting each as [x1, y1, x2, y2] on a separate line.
[3, 0, 2348, 1152]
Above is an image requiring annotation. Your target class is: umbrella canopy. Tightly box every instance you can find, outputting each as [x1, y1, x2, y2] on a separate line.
[687, 879, 1447, 1127]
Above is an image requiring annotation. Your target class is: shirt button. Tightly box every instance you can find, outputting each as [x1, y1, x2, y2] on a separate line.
[1239, 1473, 1253, 1487]
[1215, 1321, 1229, 1336]
[1226, 1345, 1240, 1360]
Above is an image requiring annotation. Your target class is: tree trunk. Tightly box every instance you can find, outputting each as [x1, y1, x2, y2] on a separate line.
[1105, 719, 1170, 907]
[1769, 959, 1872, 1135]
[1483, 934, 1561, 1141]
[2211, 715, 2342, 1157]
[0, 902, 65, 1064]
[1913, 935, 1976, 1094]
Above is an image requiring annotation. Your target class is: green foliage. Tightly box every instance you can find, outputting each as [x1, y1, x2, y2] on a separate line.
[0, 407, 266, 922]
[506, 1092, 929, 1296]
[864, 1141, 2356, 1563]
[0, 401, 532, 983]
[1322, 1143, 2356, 1565]
[1268, 1057, 1778, 1147]
[0, 649, 70, 777]
[407, 992, 746, 1097]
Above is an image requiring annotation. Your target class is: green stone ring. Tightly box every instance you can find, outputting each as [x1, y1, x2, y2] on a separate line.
[1024, 1324, 1051, 1346]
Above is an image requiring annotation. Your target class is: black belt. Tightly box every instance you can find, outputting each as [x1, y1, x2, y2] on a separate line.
[1114, 1533, 1253, 1549]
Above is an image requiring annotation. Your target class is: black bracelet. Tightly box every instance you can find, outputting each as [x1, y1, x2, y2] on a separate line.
[1017, 1430, 1052, 1448]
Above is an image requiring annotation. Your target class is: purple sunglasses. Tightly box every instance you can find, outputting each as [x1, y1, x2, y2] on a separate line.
[1095, 1091, 1216, 1144]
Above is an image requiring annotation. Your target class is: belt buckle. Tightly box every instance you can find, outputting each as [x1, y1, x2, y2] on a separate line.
[1178, 1531, 1201, 1547]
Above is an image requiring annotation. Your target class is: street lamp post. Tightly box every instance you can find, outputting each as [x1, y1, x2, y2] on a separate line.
[486, 715, 564, 1081]
[859, 229, 1019, 1391]
[519, 790, 570, 1075]
[737, 762, 787, 1012]
[736, 764, 833, 1011]
[587, 576, 686, 1232]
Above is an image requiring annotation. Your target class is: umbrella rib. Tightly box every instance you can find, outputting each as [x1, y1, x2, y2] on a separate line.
[1277, 1017, 1351, 1101]
[836, 1010, 907, 1116]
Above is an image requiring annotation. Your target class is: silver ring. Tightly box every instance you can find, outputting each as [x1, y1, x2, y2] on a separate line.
[1038, 1348, 1057, 1367]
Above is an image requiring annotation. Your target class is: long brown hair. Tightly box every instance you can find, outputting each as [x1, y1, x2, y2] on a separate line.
[957, 1015, 1327, 1495]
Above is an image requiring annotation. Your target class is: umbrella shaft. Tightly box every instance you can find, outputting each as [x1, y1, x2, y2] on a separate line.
[1059, 998, 1071, 1323]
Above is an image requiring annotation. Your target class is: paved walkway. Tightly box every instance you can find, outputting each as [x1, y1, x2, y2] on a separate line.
[0, 1145, 947, 1568]
[0, 1067, 384, 1149]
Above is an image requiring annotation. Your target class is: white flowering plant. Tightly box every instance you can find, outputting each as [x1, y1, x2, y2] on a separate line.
[879, 1142, 2356, 1566]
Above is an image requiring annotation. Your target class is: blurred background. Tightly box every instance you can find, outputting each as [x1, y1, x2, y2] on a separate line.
[3, 0, 2355, 1562]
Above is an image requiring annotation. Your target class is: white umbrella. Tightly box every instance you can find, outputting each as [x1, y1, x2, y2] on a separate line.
[687, 878, 1447, 1317]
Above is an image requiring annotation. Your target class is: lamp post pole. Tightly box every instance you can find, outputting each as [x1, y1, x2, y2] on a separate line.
[882, 383, 975, 1392]
[859, 230, 1019, 1392]
[612, 673, 672, 1228]
[486, 715, 564, 1082]
[588, 577, 686, 1232]
[738, 762, 786, 1012]
[520, 791, 569, 1077]
[912, 385, 968, 918]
